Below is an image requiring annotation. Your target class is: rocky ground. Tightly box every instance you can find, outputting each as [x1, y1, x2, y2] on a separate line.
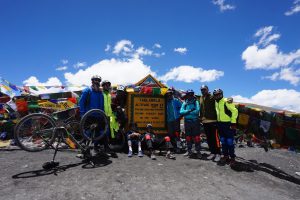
[0, 145, 299, 200]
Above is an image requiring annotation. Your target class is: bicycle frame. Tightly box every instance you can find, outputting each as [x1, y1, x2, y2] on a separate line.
[48, 126, 93, 164]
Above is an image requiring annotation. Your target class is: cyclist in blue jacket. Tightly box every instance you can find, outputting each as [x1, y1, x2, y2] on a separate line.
[78, 75, 105, 156]
[180, 89, 202, 158]
[79, 75, 104, 117]
[166, 89, 182, 153]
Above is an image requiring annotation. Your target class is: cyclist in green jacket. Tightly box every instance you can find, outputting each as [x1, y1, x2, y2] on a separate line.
[213, 89, 238, 166]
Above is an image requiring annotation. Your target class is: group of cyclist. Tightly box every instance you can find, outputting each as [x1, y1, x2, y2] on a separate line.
[79, 75, 238, 166]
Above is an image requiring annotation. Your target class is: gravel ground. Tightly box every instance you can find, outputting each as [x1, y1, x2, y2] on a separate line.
[0, 145, 299, 200]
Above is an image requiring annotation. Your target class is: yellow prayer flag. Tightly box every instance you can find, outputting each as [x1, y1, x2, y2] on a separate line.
[126, 88, 134, 93]
[160, 88, 168, 95]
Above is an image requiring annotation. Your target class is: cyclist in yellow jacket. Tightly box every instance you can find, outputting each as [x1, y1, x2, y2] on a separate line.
[102, 80, 119, 139]
[102, 80, 119, 157]
[213, 89, 238, 166]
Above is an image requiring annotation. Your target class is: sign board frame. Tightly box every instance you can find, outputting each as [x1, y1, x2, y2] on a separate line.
[127, 93, 167, 134]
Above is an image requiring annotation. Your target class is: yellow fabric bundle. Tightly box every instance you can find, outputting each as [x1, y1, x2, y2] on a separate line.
[238, 113, 250, 126]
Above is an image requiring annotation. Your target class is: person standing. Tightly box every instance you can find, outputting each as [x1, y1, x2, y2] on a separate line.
[79, 75, 104, 116]
[213, 88, 238, 166]
[165, 89, 183, 153]
[180, 89, 202, 159]
[79, 75, 104, 155]
[101, 80, 120, 157]
[199, 85, 221, 162]
[102, 80, 119, 139]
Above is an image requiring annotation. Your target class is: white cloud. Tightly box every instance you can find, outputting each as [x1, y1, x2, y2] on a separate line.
[242, 44, 300, 70]
[153, 52, 166, 58]
[174, 47, 188, 55]
[105, 44, 111, 52]
[64, 58, 156, 86]
[285, 0, 300, 16]
[113, 40, 134, 55]
[158, 65, 224, 83]
[264, 68, 300, 86]
[254, 26, 280, 47]
[22, 76, 84, 94]
[264, 72, 280, 81]
[233, 89, 300, 112]
[73, 62, 87, 68]
[153, 43, 162, 49]
[109, 39, 164, 59]
[55, 66, 68, 71]
[242, 26, 300, 70]
[23, 76, 62, 86]
[61, 59, 68, 65]
[134, 47, 153, 58]
[212, 0, 235, 12]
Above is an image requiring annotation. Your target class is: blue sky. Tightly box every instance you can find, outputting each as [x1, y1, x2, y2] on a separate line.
[1, 0, 300, 111]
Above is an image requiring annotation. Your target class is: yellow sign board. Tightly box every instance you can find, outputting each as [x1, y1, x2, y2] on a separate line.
[129, 95, 166, 132]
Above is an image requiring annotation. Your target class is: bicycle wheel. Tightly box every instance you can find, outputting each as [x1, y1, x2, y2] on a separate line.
[80, 109, 108, 142]
[108, 129, 126, 151]
[63, 120, 84, 146]
[14, 113, 56, 152]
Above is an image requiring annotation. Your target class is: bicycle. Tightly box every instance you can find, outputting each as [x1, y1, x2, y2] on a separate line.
[14, 108, 109, 169]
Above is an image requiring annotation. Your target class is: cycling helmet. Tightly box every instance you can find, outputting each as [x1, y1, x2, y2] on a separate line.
[227, 97, 233, 103]
[117, 85, 125, 91]
[213, 88, 223, 96]
[200, 85, 208, 90]
[213, 88, 223, 100]
[101, 80, 111, 87]
[186, 89, 194, 95]
[91, 75, 101, 81]
[146, 124, 153, 128]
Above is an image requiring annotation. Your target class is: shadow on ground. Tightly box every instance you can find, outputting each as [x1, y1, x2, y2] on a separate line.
[11, 156, 112, 179]
[228, 157, 300, 185]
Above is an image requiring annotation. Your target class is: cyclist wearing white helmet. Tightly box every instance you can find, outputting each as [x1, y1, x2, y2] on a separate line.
[79, 75, 104, 116]
[78, 75, 104, 156]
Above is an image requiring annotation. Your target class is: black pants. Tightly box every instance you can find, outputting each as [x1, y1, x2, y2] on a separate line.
[184, 119, 201, 152]
[167, 119, 181, 146]
[203, 122, 221, 154]
[217, 122, 235, 158]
